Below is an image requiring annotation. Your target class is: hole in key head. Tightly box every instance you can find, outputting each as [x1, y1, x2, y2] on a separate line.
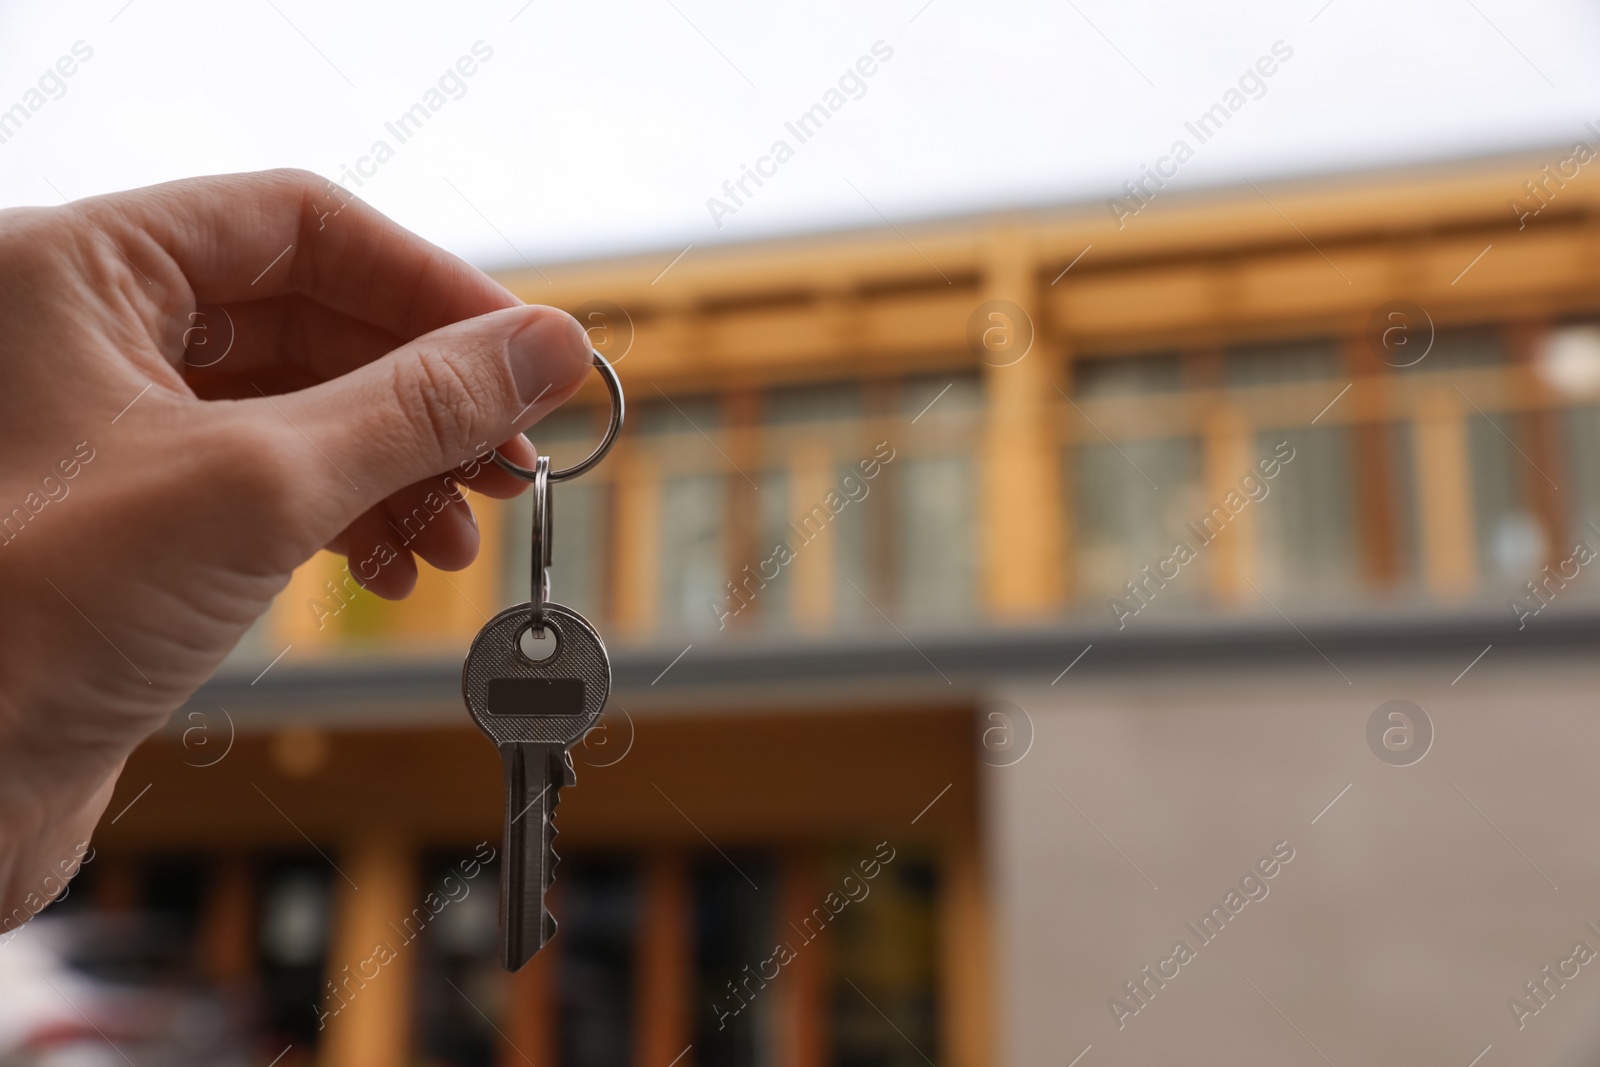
[516, 623, 558, 663]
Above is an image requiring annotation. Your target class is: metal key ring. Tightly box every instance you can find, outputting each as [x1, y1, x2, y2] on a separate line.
[528, 454, 552, 618]
[492, 350, 625, 483]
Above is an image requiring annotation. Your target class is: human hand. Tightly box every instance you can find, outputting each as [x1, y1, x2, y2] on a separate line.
[0, 170, 591, 918]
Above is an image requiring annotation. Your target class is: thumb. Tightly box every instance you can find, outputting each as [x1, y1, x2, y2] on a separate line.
[280, 304, 593, 513]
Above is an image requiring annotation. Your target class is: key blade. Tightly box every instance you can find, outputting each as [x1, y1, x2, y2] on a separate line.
[501, 742, 563, 970]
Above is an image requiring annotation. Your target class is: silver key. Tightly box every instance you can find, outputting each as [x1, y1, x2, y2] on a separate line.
[461, 601, 611, 970]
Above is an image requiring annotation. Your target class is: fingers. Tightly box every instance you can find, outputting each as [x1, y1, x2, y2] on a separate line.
[273, 303, 590, 525]
[87, 169, 518, 341]
[338, 505, 420, 600]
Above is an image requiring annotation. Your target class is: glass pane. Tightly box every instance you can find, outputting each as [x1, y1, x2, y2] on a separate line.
[833, 463, 873, 626]
[1073, 353, 1183, 399]
[1225, 338, 1340, 387]
[257, 861, 334, 1050]
[752, 468, 794, 630]
[1565, 405, 1600, 549]
[1251, 427, 1358, 594]
[639, 396, 722, 437]
[897, 457, 974, 624]
[767, 383, 864, 426]
[901, 374, 983, 420]
[661, 474, 727, 632]
[695, 855, 778, 1067]
[415, 850, 503, 1067]
[1401, 327, 1506, 375]
[1072, 437, 1204, 604]
[829, 849, 938, 1067]
[505, 482, 607, 621]
[1467, 412, 1544, 585]
[557, 858, 639, 1067]
[1385, 421, 1421, 586]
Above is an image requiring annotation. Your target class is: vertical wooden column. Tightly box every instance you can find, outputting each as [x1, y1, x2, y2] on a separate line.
[504, 891, 560, 1067]
[1413, 388, 1477, 596]
[198, 853, 255, 986]
[791, 440, 837, 632]
[1347, 334, 1400, 588]
[1508, 320, 1568, 559]
[1200, 406, 1250, 599]
[614, 443, 662, 638]
[318, 832, 417, 1067]
[776, 851, 827, 1067]
[724, 390, 764, 632]
[635, 850, 693, 1067]
[979, 226, 1065, 618]
[939, 834, 993, 1067]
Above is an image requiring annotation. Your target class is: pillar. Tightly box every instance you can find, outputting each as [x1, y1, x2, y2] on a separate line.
[635, 850, 693, 1067]
[318, 832, 417, 1067]
[1413, 389, 1476, 596]
[939, 835, 993, 1067]
[978, 226, 1065, 617]
[791, 440, 837, 631]
[614, 446, 662, 637]
[198, 853, 255, 985]
[777, 851, 827, 1067]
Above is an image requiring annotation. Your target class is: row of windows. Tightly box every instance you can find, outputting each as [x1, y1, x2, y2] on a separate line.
[1076, 327, 1600, 604]
[514, 377, 982, 634]
[498, 323, 1599, 636]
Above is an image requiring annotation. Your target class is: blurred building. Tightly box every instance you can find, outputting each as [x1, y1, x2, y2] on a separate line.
[71, 149, 1600, 1067]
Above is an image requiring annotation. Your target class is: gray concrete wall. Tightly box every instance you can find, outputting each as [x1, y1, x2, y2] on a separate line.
[988, 655, 1600, 1067]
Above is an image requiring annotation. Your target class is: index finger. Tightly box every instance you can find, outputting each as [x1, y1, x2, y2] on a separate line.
[83, 168, 519, 343]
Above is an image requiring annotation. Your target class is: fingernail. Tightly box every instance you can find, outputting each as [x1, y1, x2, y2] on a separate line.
[509, 310, 592, 407]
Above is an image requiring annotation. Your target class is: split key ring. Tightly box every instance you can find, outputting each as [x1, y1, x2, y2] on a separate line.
[491, 349, 625, 484]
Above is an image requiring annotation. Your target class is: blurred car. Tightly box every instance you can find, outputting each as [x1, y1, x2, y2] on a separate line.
[0, 913, 250, 1067]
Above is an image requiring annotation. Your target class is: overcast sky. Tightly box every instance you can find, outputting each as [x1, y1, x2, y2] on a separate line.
[1, 0, 1597, 271]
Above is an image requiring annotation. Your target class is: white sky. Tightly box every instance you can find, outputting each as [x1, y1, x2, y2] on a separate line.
[0, 0, 1596, 271]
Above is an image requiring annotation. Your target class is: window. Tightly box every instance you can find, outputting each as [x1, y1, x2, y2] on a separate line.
[761, 383, 871, 629]
[1220, 340, 1356, 596]
[558, 858, 640, 1067]
[1225, 338, 1340, 386]
[694, 855, 778, 1067]
[1069, 353, 1199, 607]
[1073, 437, 1204, 602]
[637, 396, 729, 633]
[1074, 352, 1183, 398]
[257, 860, 334, 1049]
[895, 376, 981, 625]
[1564, 405, 1600, 548]
[661, 473, 729, 633]
[1467, 411, 1544, 586]
[1251, 426, 1359, 594]
[830, 851, 939, 1067]
[1401, 327, 1506, 376]
[415, 850, 502, 1067]
[897, 457, 975, 623]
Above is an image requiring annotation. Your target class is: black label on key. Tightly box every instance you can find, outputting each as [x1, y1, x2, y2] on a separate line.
[486, 677, 587, 716]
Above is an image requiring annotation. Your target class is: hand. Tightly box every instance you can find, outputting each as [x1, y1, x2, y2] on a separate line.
[0, 169, 591, 922]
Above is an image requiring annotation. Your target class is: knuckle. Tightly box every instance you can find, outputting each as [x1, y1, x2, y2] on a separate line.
[215, 415, 306, 521]
[264, 167, 331, 195]
[397, 345, 502, 458]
